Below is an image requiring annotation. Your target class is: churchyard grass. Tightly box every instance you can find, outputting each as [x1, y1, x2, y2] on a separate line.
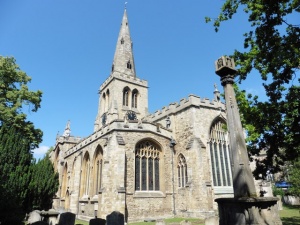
[280, 205, 300, 225]
[74, 205, 300, 225]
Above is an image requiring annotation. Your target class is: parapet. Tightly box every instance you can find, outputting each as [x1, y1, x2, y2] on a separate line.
[100, 72, 148, 90]
[146, 94, 225, 122]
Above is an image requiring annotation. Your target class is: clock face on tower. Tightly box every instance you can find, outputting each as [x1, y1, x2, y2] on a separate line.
[126, 110, 137, 121]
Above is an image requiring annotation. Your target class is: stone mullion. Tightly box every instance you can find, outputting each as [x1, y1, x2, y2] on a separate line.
[210, 141, 217, 186]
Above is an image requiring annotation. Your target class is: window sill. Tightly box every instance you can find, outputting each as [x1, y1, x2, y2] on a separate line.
[133, 191, 165, 198]
[213, 186, 234, 194]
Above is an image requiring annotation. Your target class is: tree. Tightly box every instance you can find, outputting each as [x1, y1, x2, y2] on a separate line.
[0, 124, 33, 225]
[206, 1, 300, 176]
[289, 157, 300, 196]
[0, 56, 43, 147]
[0, 56, 43, 224]
[28, 149, 59, 211]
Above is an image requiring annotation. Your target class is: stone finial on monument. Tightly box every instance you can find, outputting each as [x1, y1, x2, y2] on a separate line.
[106, 211, 124, 225]
[56, 212, 75, 225]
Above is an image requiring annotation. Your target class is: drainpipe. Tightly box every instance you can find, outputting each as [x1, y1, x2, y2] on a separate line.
[169, 138, 177, 216]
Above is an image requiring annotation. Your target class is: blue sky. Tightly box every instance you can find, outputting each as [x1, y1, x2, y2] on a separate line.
[1, 0, 268, 159]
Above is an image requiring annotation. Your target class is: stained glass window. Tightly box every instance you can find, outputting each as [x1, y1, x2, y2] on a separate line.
[135, 141, 160, 191]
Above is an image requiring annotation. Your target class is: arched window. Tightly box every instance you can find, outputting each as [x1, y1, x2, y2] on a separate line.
[93, 146, 103, 195]
[106, 89, 110, 111]
[132, 89, 138, 108]
[121, 37, 124, 44]
[135, 140, 161, 191]
[209, 120, 232, 187]
[54, 147, 60, 172]
[80, 152, 91, 197]
[177, 154, 188, 188]
[102, 93, 106, 112]
[127, 60, 132, 69]
[61, 163, 68, 198]
[112, 64, 114, 72]
[123, 87, 130, 107]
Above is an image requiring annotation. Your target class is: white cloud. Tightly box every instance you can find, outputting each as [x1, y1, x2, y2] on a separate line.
[33, 145, 50, 160]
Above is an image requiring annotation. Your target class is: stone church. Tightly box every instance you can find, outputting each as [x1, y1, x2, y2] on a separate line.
[50, 9, 233, 222]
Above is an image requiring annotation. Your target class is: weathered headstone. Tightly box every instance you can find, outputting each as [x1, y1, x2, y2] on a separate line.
[106, 211, 124, 225]
[57, 212, 75, 225]
[205, 216, 218, 225]
[28, 210, 42, 224]
[155, 219, 165, 225]
[89, 218, 106, 225]
[180, 220, 191, 225]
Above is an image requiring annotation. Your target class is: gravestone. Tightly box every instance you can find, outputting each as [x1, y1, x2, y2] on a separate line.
[28, 210, 42, 224]
[180, 220, 191, 225]
[106, 211, 124, 225]
[205, 216, 218, 225]
[155, 219, 165, 225]
[31, 222, 48, 225]
[89, 218, 106, 225]
[57, 212, 75, 225]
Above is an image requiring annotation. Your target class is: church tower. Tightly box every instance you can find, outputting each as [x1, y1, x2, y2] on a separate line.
[94, 9, 149, 131]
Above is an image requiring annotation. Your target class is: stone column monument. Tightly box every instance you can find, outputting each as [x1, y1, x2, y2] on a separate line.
[214, 56, 282, 225]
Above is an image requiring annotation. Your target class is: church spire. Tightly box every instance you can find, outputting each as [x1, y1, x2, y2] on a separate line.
[111, 9, 136, 77]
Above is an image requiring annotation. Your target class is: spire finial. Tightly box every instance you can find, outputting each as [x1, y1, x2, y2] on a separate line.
[125, 2, 128, 9]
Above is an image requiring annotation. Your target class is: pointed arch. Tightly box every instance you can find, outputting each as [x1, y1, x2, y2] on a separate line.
[102, 92, 106, 112]
[131, 89, 138, 108]
[177, 153, 188, 188]
[123, 87, 131, 107]
[93, 145, 103, 195]
[135, 139, 162, 191]
[209, 119, 232, 187]
[61, 162, 68, 198]
[106, 89, 110, 111]
[80, 152, 91, 197]
[54, 147, 60, 172]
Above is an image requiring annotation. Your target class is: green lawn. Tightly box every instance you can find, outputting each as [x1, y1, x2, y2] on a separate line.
[280, 205, 300, 225]
[75, 205, 300, 225]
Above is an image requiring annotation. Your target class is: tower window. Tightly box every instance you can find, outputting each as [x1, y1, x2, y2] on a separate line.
[121, 38, 124, 44]
[112, 64, 114, 72]
[127, 61, 132, 69]
[132, 89, 138, 108]
[123, 87, 130, 107]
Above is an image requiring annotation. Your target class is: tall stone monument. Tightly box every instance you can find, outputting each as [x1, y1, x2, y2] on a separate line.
[214, 56, 282, 225]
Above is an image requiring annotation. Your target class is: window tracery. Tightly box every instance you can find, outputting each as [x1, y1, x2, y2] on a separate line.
[177, 154, 188, 188]
[209, 120, 232, 187]
[135, 141, 160, 191]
